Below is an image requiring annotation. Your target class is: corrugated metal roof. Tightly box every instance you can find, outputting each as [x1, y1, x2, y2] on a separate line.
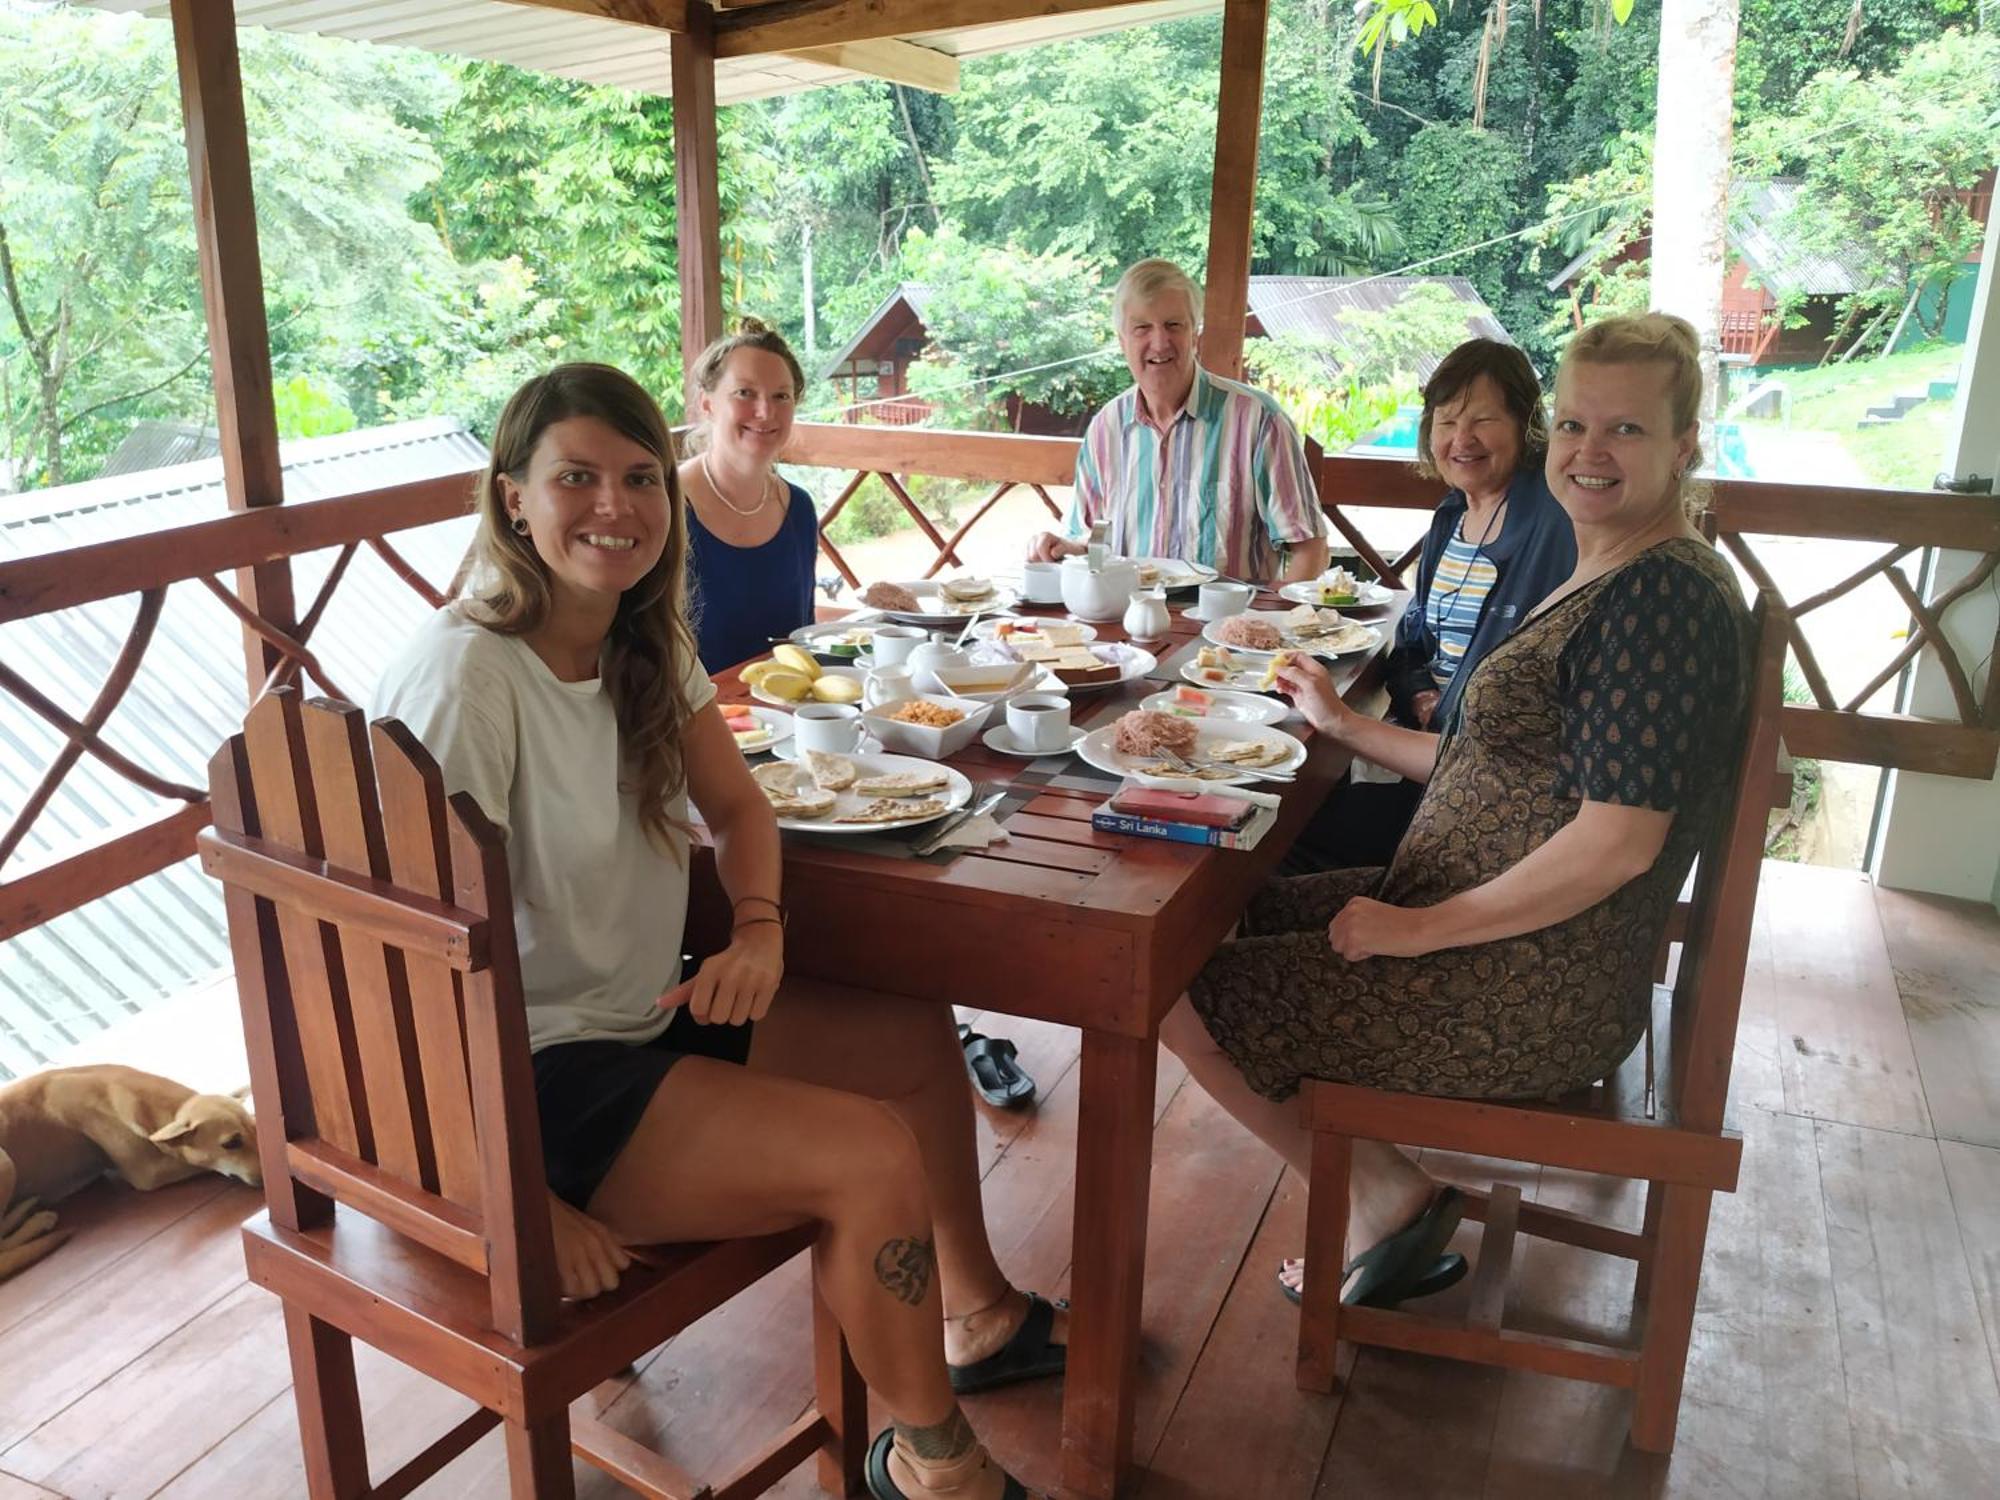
[1246, 276, 1511, 381]
[82, 0, 1223, 104]
[97, 421, 221, 478]
[1731, 179, 1872, 298]
[820, 281, 932, 376]
[0, 417, 485, 1080]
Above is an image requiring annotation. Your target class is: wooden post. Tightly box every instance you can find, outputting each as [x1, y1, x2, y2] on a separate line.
[673, 4, 724, 411]
[170, 0, 295, 696]
[1200, 0, 1269, 381]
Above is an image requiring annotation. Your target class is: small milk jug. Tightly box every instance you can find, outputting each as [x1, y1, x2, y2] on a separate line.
[1122, 588, 1171, 642]
[863, 664, 916, 711]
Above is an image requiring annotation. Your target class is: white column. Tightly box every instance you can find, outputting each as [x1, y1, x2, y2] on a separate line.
[1873, 206, 2000, 909]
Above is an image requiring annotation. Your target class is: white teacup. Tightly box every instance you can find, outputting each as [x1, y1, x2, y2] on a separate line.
[869, 625, 926, 667]
[1020, 560, 1063, 605]
[1006, 693, 1072, 753]
[1197, 580, 1255, 620]
[795, 703, 864, 755]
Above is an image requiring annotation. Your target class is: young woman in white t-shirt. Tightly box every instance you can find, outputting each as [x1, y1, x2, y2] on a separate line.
[372, 364, 1051, 1500]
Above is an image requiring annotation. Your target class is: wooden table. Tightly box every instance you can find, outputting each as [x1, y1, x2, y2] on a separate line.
[709, 593, 1400, 1498]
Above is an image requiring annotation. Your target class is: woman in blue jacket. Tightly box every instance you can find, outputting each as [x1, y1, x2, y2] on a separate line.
[1289, 339, 1575, 873]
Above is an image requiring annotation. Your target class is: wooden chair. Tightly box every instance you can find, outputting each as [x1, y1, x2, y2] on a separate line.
[199, 688, 866, 1500]
[1294, 589, 1787, 1454]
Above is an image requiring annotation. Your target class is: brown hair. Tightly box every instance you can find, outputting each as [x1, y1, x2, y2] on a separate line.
[682, 316, 807, 456]
[1559, 313, 1705, 473]
[463, 363, 699, 852]
[1414, 338, 1548, 483]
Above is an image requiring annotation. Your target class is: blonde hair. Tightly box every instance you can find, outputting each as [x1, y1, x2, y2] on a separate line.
[1113, 259, 1203, 333]
[1560, 313, 1705, 473]
[682, 316, 807, 457]
[464, 363, 699, 853]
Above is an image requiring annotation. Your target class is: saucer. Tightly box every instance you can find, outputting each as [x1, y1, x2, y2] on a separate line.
[1181, 606, 1251, 625]
[981, 723, 1087, 758]
[771, 734, 882, 762]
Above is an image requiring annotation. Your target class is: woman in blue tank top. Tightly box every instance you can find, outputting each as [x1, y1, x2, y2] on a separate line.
[679, 319, 820, 673]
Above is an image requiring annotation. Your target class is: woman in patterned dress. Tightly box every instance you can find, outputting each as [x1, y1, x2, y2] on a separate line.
[1159, 314, 1753, 1305]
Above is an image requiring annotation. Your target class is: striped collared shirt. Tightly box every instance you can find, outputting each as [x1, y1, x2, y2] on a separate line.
[1064, 366, 1325, 580]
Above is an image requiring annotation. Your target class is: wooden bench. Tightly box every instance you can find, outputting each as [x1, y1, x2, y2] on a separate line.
[200, 689, 865, 1499]
[1294, 589, 1787, 1454]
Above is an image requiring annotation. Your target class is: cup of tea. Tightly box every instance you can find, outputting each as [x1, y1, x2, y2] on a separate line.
[1197, 581, 1255, 620]
[869, 625, 927, 666]
[1020, 561, 1063, 605]
[1006, 692, 1073, 753]
[794, 703, 865, 755]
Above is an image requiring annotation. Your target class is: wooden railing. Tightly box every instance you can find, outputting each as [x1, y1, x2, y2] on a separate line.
[2, 425, 1996, 958]
[0, 471, 478, 945]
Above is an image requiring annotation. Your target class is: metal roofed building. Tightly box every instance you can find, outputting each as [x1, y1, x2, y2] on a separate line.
[0, 417, 485, 1079]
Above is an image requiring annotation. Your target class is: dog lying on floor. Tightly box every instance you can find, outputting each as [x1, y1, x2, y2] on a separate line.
[0, 1064, 262, 1281]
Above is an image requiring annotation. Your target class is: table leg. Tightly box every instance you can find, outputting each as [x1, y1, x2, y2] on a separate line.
[1059, 1027, 1158, 1500]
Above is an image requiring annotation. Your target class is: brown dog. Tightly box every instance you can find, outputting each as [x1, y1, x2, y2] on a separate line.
[0, 1064, 262, 1281]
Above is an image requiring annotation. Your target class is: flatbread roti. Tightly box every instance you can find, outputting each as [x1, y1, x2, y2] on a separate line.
[804, 749, 857, 790]
[752, 762, 809, 795]
[836, 796, 948, 824]
[853, 770, 949, 796]
[768, 787, 838, 819]
[1204, 738, 1287, 767]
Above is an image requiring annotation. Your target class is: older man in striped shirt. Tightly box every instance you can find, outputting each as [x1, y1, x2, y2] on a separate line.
[1031, 259, 1330, 583]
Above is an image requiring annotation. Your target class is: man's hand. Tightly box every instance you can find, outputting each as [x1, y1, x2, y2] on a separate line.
[658, 924, 784, 1027]
[1327, 896, 1435, 961]
[549, 1192, 632, 1300]
[1029, 531, 1086, 563]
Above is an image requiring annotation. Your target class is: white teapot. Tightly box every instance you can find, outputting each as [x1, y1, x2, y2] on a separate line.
[1059, 554, 1140, 622]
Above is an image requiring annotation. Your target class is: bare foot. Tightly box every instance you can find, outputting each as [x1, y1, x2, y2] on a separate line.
[943, 1286, 1068, 1367]
[1283, 1173, 1444, 1301]
[886, 1413, 1036, 1499]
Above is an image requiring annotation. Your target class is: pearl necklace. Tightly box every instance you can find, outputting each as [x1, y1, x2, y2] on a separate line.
[700, 452, 774, 518]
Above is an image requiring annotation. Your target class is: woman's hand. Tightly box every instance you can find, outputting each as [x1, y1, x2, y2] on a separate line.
[1327, 896, 1436, 961]
[548, 1191, 632, 1300]
[1274, 653, 1361, 741]
[658, 924, 784, 1027]
[1408, 689, 1441, 730]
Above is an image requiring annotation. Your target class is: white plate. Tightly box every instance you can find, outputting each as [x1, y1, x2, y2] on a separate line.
[788, 620, 879, 659]
[1180, 658, 1270, 693]
[724, 705, 793, 754]
[980, 723, 1089, 758]
[749, 665, 865, 708]
[1140, 688, 1288, 726]
[761, 751, 972, 834]
[1201, 611, 1382, 659]
[1051, 642, 1157, 695]
[871, 579, 1021, 627]
[1076, 719, 1307, 787]
[1129, 557, 1218, 591]
[1278, 580, 1396, 611]
[968, 617, 1099, 644]
[770, 733, 883, 761]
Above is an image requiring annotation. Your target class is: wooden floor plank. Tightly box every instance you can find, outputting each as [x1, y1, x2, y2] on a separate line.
[0, 1184, 261, 1451]
[0, 1470, 64, 1500]
[1816, 1121, 2000, 1442]
[2, 1282, 289, 1500]
[1765, 865, 1931, 1137]
[1876, 887, 2000, 1148]
[0, 1178, 227, 1342]
[1848, 1411, 2000, 1500]
[1937, 1140, 2000, 1405]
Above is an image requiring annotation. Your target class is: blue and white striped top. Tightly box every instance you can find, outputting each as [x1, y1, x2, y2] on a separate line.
[1425, 534, 1499, 685]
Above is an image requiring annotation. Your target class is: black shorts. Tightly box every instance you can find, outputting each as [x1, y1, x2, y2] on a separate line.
[531, 1006, 755, 1210]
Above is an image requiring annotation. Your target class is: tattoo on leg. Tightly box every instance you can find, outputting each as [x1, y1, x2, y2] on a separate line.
[894, 1407, 977, 1463]
[874, 1233, 936, 1307]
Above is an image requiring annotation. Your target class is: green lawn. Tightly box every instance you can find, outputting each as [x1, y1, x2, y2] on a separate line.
[1734, 343, 1966, 490]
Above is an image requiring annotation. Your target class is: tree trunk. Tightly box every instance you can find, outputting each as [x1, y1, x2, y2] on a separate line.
[1649, 0, 1741, 451]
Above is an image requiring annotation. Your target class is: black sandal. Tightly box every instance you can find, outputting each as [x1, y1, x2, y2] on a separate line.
[1278, 1250, 1468, 1307]
[1278, 1186, 1467, 1308]
[946, 1291, 1067, 1394]
[959, 1024, 1036, 1108]
[866, 1427, 1027, 1500]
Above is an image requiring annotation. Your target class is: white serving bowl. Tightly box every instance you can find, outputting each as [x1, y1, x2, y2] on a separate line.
[861, 693, 993, 759]
[930, 660, 1049, 704]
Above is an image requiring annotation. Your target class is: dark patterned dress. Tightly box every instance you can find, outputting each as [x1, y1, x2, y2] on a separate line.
[1189, 537, 1751, 1102]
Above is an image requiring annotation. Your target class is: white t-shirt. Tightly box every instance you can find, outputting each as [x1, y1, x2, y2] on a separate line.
[369, 605, 716, 1052]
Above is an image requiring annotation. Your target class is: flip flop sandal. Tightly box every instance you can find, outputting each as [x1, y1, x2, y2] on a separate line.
[1277, 1251, 1468, 1307]
[947, 1291, 1068, 1394]
[1279, 1186, 1466, 1309]
[866, 1427, 1028, 1500]
[960, 1028, 1036, 1108]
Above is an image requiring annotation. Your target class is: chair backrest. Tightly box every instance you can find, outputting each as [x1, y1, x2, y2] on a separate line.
[1667, 589, 1788, 1133]
[200, 687, 561, 1343]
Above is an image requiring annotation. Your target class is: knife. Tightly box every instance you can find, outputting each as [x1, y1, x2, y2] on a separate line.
[914, 789, 1007, 856]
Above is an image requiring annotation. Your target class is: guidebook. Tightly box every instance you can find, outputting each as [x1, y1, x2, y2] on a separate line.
[1091, 783, 1281, 851]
